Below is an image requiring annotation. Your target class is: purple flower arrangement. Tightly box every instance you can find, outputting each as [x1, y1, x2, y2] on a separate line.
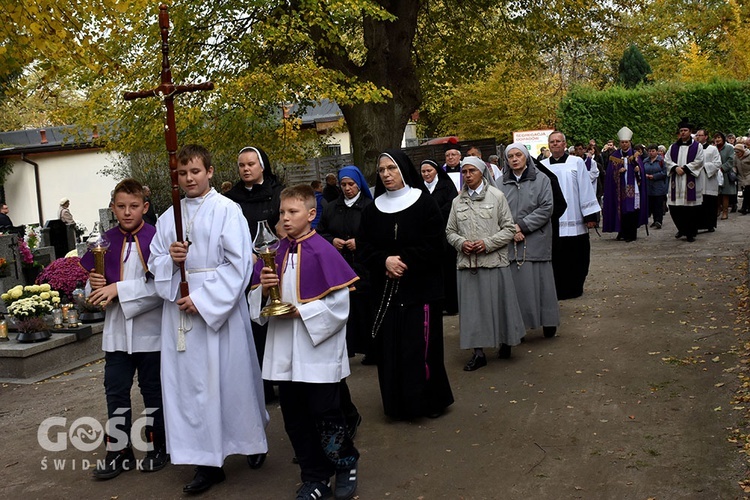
[36, 257, 89, 300]
[18, 239, 37, 267]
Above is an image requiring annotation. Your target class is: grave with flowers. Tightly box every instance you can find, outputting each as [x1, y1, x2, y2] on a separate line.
[0, 227, 107, 381]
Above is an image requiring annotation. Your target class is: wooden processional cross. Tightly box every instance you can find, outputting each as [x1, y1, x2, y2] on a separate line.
[123, 4, 213, 298]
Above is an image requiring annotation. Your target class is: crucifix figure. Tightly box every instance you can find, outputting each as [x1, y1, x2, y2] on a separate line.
[123, 3, 213, 299]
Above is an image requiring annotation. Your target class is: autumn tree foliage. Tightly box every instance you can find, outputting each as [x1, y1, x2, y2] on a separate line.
[1, 0, 750, 169]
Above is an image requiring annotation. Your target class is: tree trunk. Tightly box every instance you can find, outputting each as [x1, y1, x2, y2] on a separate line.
[318, 2, 422, 179]
[340, 100, 414, 180]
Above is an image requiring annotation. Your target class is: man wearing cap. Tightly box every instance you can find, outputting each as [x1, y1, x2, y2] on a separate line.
[58, 198, 75, 224]
[541, 131, 600, 300]
[665, 119, 705, 242]
[602, 127, 649, 242]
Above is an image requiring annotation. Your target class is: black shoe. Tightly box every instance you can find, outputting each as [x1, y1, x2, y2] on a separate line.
[675, 231, 683, 239]
[141, 446, 169, 473]
[335, 461, 358, 500]
[649, 222, 656, 228]
[360, 355, 377, 366]
[498, 344, 512, 359]
[654, 222, 662, 229]
[615, 234, 624, 241]
[686, 236, 695, 242]
[707, 227, 715, 232]
[346, 414, 362, 440]
[264, 381, 278, 404]
[295, 480, 332, 500]
[426, 409, 444, 419]
[543, 326, 557, 338]
[183, 466, 225, 494]
[93, 447, 136, 480]
[246, 453, 266, 470]
[463, 354, 487, 371]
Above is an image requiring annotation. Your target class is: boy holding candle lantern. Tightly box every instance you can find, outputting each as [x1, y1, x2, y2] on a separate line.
[80, 178, 167, 479]
[249, 184, 361, 500]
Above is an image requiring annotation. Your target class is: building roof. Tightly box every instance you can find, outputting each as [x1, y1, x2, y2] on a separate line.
[0, 101, 340, 158]
[287, 99, 344, 127]
[0, 125, 100, 158]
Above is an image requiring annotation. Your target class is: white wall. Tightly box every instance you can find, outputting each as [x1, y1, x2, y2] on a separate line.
[4, 149, 123, 234]
[325, 131, 351, 155]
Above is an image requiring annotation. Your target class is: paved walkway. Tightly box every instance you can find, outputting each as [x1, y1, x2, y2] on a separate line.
[1, 211, 748, 499]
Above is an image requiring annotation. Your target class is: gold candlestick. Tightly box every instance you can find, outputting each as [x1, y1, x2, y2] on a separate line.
[258, 249, 296, 317]
[253, 220, 295, 317]
[92, 246, 107, 275]
[87, 228, 111, 276]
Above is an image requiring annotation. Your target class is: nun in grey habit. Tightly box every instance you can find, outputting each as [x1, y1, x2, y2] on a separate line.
[445, 156, 526, 371]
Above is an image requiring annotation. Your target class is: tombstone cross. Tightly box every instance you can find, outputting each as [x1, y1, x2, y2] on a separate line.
[123, 4, 214, 298]
[7, 236, 18, 280]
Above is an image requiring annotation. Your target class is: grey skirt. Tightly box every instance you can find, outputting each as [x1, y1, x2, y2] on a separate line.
[509, 260, 560, 329]
[457, 267, 526, 349]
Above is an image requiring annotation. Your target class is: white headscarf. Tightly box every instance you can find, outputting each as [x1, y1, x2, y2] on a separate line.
[460, 156, 496, 188]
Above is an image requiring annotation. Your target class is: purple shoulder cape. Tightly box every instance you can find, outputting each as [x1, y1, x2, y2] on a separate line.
[251, 230, 359, 304]
[80, 222, 156, 284]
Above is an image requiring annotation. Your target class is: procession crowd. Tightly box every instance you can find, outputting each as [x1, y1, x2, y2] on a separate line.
[78, 117, 749, 499]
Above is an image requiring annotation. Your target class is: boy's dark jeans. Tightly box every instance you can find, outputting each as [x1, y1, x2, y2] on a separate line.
[104, 351, 164, 447]
[278, 381, 359, 482]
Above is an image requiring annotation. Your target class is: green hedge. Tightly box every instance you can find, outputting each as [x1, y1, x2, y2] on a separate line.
[558, 80, 750, 146]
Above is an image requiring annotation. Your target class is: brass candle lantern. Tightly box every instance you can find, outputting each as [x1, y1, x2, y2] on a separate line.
[84, 230, 110, 320]
[253, 220, 295, 317]
[87, 230, 111, 276]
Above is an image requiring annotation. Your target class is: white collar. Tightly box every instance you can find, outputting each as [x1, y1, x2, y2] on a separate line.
[185, 187, 216, 204]
[424, 177, 438, 193]
[467, 181, 485, 198]
[375, 185, 421, 213]
[344, 191, 361, 207]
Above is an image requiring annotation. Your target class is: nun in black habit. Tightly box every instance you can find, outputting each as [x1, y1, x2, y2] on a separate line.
[420, 159, 459, 315]
[357, 149, 454, 420]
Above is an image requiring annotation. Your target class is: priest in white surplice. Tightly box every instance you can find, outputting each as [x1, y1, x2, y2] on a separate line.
[148, 144, 268, 495]
[541, 131, 601, 299]
[665, 118, 705, 242]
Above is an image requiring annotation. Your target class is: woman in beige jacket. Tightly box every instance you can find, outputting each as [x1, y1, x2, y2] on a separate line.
[446, 156, 525, 371]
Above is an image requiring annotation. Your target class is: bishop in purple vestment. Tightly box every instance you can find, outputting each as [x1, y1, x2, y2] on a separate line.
[602, 127, 649, 241]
